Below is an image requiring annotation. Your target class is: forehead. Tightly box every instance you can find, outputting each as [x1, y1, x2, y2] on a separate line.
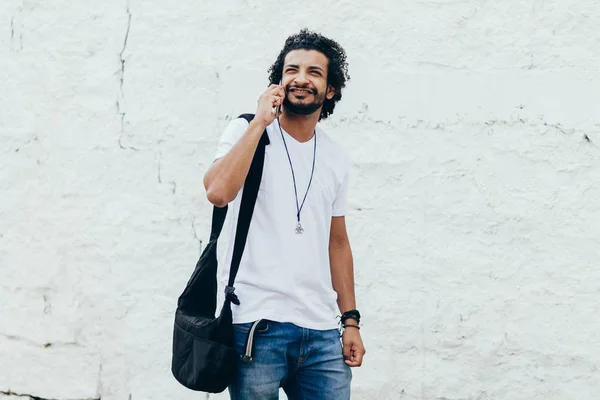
[283, 49, 329, 70]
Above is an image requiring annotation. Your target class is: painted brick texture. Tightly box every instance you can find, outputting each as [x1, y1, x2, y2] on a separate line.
[1, 1, 598, 399]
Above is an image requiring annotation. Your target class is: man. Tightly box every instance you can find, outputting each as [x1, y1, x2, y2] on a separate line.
[203, 29, 365, 399]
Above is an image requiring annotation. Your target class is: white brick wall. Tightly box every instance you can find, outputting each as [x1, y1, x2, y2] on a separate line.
[1, 1, 599, 399]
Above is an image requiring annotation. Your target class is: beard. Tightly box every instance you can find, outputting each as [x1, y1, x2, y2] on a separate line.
[283, 85, 327, 116]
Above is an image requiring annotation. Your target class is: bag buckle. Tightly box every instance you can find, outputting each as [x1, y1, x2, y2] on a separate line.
[225, 286, 240, 305]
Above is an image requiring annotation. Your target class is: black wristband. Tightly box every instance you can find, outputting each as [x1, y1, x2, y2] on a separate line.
[341, 309, 361, 324]
[343, 324, 360, 330]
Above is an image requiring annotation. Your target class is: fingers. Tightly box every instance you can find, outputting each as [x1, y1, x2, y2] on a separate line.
[265, 84, 281, 94]
[256, 84, 285, 124]
[343, 344, 365, 367]
[341, 331, 365, 367]
[353, 344, 364, 366]
[260, 86, 284, 105]
[342, 342, 351, 361]
[269, 89, 285, 116]
[263, 85, 285, 97]
[270, 86, 286, 102]
[266, 84, 285, 96]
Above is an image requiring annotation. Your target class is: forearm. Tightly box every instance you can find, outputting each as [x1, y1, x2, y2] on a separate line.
[203, 119, 267, 207]
[330, 242, 356, 316]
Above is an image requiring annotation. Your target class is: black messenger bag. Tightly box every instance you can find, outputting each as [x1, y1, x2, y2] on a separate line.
[171, 114, 269, 393]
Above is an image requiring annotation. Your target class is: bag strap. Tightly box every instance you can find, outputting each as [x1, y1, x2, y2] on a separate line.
[208, 204, 229, 241]
[208, 114, 267, 242]
[213, 114, 269, 305]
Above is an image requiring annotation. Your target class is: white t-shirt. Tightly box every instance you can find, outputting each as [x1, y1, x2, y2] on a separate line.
[214, 117, 350, 330]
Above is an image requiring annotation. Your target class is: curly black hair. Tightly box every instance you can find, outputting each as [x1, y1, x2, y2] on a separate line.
[268, 29, 350, 121]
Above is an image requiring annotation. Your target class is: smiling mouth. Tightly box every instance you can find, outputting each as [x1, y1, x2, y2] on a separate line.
[289, 88, 315, 95]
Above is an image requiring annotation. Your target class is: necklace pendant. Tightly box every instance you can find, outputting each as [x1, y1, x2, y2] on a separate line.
[295, 222, 304, 235]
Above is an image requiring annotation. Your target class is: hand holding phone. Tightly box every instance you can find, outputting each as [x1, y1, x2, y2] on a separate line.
[257, 83, 284, 126]
[272, 80, 283, 116]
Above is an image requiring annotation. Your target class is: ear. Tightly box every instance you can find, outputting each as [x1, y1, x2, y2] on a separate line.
[326, 84, 336, 100]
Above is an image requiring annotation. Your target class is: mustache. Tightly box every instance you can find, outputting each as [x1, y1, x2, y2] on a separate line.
[285, 85, 318, 95]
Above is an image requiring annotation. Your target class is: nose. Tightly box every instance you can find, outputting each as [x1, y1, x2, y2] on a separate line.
[293, 71, 309, 86]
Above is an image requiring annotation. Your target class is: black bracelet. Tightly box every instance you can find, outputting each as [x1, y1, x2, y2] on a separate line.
[341, 309, 361, 325]
[343, 324, 360, 330]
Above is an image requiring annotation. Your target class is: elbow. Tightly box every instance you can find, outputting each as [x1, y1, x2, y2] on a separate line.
[204, 167, 236, 207]
[206, 188, 229, 208]
[204, 170, 228, 208]
[206, 183, 233, 208]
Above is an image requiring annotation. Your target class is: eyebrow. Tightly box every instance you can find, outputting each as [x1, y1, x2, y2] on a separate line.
[284, 64, 325, 73]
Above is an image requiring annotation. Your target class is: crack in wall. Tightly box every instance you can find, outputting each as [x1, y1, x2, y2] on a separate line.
[43, 295, 51, 315]
[95, 365, 103, 400]
[416, 60, 467, 70]
[542, 123, 595, 145]
[10, 4, 24, 52]
[117, 0, 135, 151]
[191, 217, 203, 256]
[328, 109, 596, 145]
[156, 152, 177, 194]
[420, 319, 426, 400]
[0, 332, 78, 349]
[0, 390, 100, 400]
[157, 152, 162, 184]
[116, 300, 138, 320]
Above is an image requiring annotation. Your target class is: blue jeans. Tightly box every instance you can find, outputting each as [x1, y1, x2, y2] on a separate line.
[229, 320, 352, 399]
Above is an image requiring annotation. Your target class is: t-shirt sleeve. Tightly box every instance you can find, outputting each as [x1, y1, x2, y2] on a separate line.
[332, 157, 350, 217]
[214, 118, 250, 160]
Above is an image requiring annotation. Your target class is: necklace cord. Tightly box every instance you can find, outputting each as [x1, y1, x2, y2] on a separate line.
[276, 116, 317, 223]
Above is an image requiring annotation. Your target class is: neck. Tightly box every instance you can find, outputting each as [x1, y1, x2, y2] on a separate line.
[279, 109, 319, 142]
